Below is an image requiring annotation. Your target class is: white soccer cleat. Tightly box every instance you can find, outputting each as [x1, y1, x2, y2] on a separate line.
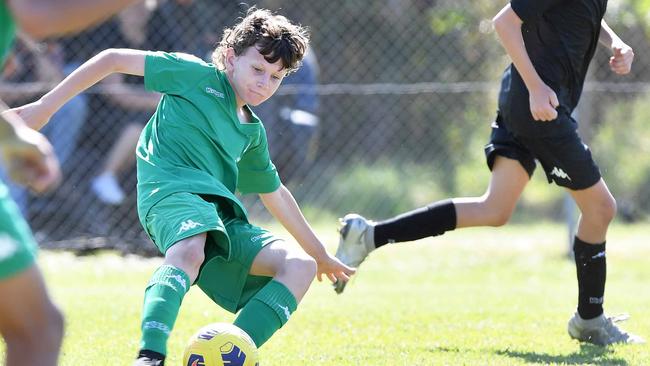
[133, 357, 164, 366]
[333, 213, 375, 294]
[567, 312, 645, 346]
[91, 173, 125, 205]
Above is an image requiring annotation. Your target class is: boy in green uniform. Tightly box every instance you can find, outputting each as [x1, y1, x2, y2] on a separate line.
[13, 8, 355, 365]
[1, 1, 143, 365]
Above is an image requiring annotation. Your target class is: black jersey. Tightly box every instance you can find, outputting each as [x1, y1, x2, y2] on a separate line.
[498, 0, 607, 137]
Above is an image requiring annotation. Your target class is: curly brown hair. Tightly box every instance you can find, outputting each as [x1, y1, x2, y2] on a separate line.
[212, 7, 310, 74]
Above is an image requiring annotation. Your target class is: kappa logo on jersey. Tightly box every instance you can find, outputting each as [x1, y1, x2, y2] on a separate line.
[177, 219, 204, 234]
[205, 87, 225, 99]
[187, 354, 205, 366]
[0, 234, 19, 260]
[164, 274, 188, 292]
[550, 167, 572, 181]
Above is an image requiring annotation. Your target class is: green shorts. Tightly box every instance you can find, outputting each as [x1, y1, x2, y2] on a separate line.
[0, 182, 37, 279]
[144, 192, 280, 313]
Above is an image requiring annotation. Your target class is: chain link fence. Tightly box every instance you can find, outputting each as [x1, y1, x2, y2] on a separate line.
[1, 0, 649, 253]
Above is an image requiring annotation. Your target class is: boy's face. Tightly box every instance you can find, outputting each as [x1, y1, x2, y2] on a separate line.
[226, 46, 287, 107]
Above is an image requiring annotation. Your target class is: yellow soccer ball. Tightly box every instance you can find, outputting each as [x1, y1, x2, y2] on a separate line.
[183, 323, 259, 366]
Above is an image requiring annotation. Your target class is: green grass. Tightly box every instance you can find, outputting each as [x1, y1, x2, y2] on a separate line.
[4, 223, 650, 365]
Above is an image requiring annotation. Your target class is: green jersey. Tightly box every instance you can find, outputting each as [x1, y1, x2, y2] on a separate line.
[0, 0, 16, 65]
[137, 51, 281, 223]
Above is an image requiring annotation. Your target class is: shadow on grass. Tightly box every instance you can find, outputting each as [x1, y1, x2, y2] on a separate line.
[431, 344, 626, 365]
[495, 344, 626, 365]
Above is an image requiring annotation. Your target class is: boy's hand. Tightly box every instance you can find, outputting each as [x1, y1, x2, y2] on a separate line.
[609, 43, 634, 75]
[315, 253, 356, 284]
[9, 100, 54, 130]
[528, 82, 559, 122]
[0, 125, 61, 193]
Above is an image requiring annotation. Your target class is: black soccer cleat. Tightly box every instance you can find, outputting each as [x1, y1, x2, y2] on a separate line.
[133, 350, 166, 366]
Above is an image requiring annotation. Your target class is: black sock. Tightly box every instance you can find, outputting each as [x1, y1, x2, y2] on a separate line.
[573, 236, 606, 320]
[374, 200, 457, 247]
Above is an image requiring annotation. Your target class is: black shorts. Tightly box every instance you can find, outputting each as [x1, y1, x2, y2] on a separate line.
[484, 115, 601, 190]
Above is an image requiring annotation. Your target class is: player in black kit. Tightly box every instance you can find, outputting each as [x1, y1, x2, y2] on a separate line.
[333, 0, 645, 346]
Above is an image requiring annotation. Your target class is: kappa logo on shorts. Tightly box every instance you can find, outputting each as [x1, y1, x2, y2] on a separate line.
[0, 234, 19, 260]
[177, 219, 204, 235]
[550, 166, 572, 181]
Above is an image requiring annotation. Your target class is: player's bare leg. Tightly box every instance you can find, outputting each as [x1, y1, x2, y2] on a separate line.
[0, 266, 64, 366]
[234, 240, 317, 347]
[453, 156, 529, 228]
[568, 179, 615, 244]
[334, 156, 529, 293]
[248, 240, 317, 302]
[566, 179, 645, 345]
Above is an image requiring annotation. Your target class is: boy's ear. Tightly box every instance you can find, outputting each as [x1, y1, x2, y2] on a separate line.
[225, 48, 236, 70]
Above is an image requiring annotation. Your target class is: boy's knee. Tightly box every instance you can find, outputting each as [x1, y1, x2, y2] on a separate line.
[584, 195, 617, 225]
[284, 255, 317, 280]
[479, 197, 514, 227]
[44, 304, 65, 347]
[33, 303, 64, 350]
[180, 248, 205, 269]
[603, 196, 617, 223]
[490, 212, 511, 227]
[5, 302, 63, 351]
[167, 242, 205, 274]
[483, 206, 512, 227]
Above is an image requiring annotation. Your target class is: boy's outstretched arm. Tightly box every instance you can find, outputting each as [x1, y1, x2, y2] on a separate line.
[8, 0, 141, 40]
[260, 184, 355, 283]
[599, 20, 634, 75]
[11, 49, 148, 130]
[493, 4, 559, 122]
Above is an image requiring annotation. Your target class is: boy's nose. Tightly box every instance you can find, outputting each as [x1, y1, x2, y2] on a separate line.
[257, 76, 271, 89]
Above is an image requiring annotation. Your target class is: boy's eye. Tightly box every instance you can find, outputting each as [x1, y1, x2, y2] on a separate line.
[272, 75, 282, 81]
[253, 67, 263, 72]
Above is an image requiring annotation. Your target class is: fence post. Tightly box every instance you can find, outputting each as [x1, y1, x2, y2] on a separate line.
[564, 192, 578, 258]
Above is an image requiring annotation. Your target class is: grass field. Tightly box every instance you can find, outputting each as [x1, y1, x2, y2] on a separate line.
[3, 222, 649, 365]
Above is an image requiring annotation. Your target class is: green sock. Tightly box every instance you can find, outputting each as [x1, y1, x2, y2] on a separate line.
[140, 265, 190, 355]
[234, 280, 297, 347]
